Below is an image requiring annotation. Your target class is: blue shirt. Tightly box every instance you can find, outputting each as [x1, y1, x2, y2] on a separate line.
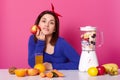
[28, 35, 80, 70]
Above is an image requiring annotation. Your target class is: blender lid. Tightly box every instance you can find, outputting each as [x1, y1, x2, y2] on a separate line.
[80, 26, 96, 31]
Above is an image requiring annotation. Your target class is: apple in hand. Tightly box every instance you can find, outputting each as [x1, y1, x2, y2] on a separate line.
[31, 25, 40, 34]
[96, 65, 106, 75]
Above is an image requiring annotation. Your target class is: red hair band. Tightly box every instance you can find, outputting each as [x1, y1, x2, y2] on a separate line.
[51, 3, 62, 17]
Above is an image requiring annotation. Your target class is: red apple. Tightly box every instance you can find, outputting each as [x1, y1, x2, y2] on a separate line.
[96, 65, 106, 75]
[31, 25, 40, 34]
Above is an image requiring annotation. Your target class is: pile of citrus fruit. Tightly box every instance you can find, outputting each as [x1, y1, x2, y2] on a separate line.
[8, 63, 64, 78]
[8, 63, 45, 77]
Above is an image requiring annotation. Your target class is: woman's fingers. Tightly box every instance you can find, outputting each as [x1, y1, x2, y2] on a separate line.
[40, 32, 45, 40]
[36, 29, 40, 36]
[36, 30, 45, 41]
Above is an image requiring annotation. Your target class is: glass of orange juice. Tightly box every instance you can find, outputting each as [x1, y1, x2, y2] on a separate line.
[35, 53, 43, 64]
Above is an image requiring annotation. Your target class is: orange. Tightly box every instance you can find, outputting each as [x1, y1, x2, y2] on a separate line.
[15, 69, 27, 77]
[34, 64, 46, 73]
[87, 67, 98, 76]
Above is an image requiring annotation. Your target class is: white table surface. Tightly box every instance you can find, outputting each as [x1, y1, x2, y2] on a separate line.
[0, 69, 120, 80]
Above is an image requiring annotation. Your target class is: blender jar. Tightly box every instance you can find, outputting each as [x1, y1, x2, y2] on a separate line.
[80, 26, 96, 51]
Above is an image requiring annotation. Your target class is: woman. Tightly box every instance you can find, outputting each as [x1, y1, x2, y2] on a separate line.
[28, 10, 80, 70]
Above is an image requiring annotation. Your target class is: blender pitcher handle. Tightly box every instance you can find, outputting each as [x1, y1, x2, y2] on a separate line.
[97, 31, 104, 47]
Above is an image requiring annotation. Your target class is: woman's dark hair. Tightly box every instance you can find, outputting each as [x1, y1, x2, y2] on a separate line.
[34, 10, 59, 46]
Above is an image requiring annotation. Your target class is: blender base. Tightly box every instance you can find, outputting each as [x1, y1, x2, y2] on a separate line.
[79, 51, 99, 72]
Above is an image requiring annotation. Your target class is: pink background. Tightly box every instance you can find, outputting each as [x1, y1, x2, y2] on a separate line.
[0, 0, 120, 68]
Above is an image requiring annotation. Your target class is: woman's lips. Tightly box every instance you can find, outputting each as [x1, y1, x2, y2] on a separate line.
[43, 28, 49, 31]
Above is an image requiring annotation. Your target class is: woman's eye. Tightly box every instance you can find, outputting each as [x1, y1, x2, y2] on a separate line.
[50, 22, 55, 25]
[42, 20, 46, 23]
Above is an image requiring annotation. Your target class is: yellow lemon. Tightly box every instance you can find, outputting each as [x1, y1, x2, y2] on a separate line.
[34, 64, 46, 73]
[87, 67, 98, 76]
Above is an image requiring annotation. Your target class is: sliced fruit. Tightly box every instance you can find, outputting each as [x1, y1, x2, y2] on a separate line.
[46, 72, 53, 78]
[52, 69, 64, 77]
[27, 68, 39, 76]
[52, 72, 59, 77]
[40, 72, 46, 78]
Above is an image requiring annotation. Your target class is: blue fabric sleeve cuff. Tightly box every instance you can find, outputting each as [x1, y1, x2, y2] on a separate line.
[35, 40, 45, 53]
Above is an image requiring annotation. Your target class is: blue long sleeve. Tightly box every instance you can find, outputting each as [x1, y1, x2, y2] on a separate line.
[28, 35, 45, 68]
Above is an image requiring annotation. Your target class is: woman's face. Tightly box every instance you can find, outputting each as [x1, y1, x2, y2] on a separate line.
[38, 14, 55, 36]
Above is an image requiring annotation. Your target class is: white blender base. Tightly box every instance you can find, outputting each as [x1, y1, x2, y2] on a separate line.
[79, 51, 99, 72]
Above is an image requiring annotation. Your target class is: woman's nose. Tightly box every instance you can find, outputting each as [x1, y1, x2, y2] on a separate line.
[45, 22, 49, 27]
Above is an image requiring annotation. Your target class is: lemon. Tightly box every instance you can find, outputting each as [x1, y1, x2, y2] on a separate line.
[87, 67, 98, 76]
[34, 64, 46, 73]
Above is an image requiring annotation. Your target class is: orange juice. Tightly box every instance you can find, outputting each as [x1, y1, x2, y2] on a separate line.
[35, 54, 43, 64]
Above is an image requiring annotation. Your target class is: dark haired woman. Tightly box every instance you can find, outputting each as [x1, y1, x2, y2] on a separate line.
[28, 10, 80, 70]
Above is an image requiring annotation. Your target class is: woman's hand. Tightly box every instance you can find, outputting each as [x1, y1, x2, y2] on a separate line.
[36, 29, 45, 41]
[43, 62, 53, 70]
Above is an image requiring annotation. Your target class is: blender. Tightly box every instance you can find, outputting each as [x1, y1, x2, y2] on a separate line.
[79, 26, 103, 72]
